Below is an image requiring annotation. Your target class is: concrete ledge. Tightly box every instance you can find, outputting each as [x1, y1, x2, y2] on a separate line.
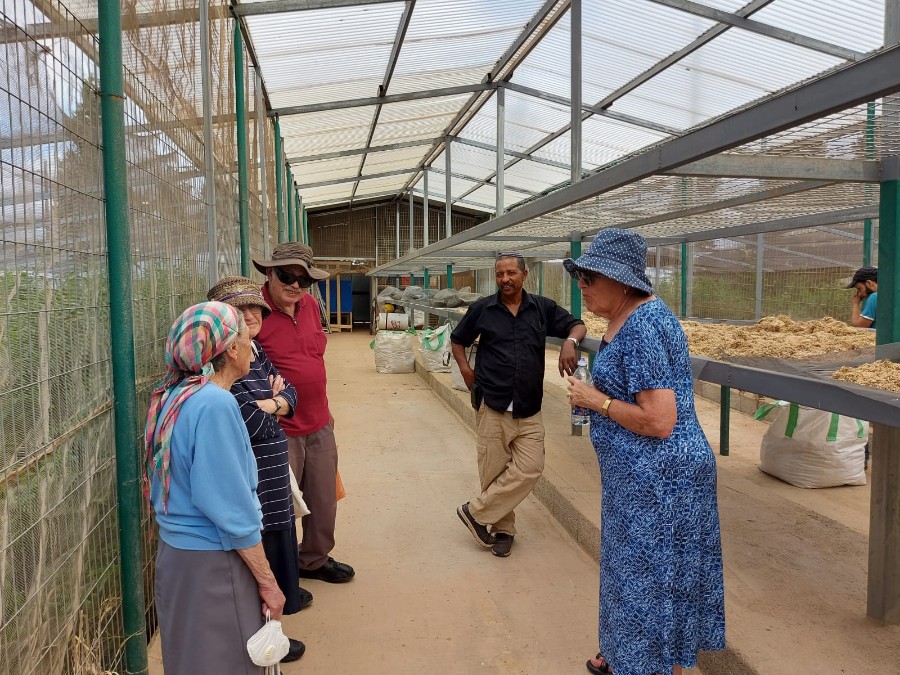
[416, 358, 757, 675]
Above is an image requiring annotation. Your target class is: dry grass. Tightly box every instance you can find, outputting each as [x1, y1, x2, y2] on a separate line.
[833, 360, 900, 393]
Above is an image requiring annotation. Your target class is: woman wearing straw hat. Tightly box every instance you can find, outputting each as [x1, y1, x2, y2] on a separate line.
[145, 301, 285, 674]
[207, 276, 312, 663]
[564, 229, 725, 675]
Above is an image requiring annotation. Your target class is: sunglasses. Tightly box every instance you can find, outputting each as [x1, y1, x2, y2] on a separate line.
[574, 269, 598, 285]
[496, 251, 524, 260]
[274, 267, 314, 288]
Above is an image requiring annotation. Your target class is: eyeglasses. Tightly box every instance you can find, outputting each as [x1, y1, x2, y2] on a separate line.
[274, 267, 314, 288]
[574, 269, 598, 285]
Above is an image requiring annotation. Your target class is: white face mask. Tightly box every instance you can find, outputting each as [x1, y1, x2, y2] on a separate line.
[246, 611, 290, 666]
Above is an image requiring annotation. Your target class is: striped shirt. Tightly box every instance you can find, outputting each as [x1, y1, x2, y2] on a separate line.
[230, 341, 298, 531]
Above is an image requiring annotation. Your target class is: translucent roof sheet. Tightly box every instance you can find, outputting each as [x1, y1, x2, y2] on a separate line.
[752, 0, 885, 52]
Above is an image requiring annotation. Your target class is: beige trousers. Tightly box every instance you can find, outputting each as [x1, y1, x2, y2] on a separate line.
[467, 406, 545, 536]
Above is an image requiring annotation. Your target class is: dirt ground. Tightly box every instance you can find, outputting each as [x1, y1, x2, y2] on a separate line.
[148, 331, 900, 674]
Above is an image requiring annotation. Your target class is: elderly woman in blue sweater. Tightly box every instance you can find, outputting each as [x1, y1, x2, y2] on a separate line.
[146, 301, 285, 675]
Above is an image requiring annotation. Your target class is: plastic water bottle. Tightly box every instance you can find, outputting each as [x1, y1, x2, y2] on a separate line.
[571, 357, 591, 426]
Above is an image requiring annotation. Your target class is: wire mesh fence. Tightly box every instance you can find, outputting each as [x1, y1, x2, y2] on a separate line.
[1, 1, 279, 673]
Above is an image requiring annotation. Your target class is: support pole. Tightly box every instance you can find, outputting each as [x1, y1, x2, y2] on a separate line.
[256, 72, 270, 258]
[496, 85, 505, 215]
[98, 0, 148, 670]
[864, 101, 876, 266]
[570, 235, 583, 437]
[680, 242, 688, 318]
[654, 245, 661, 290]
[395, 205, 400, 259]
[445, 138, 452, 238]
[302, 204, 309, 245]
[423, 267, 429, 289]
[423, 168, 429, 247]
[538, 261, 544, 296]
[286, 169, 295, 241]
[571, 0, 582, 185]
[200, 0, 217, 286]
[409, 191, 415, 253]
[274, 118, 285, 244]
[755, 234, 764, 321]
[719, 386, 731, 456]
[234, 19, 250, 276]
[446, 264, 453, 289]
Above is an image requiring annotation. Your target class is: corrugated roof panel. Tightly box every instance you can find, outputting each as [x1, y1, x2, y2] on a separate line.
[293, 156, 361, 184]
[612, 28, 843, 130]
[280, 106, 375, 157]
[534, 116, 670, 168]
[389, 0, 546, 95]
[354, 174, 414, 195]
[300, 183, 354, 205]
[370, 94, 472, 146]
[466, 184, 521, 211]
[247, 3, 405, 108]
[752, 0, 884, 53]
[510, 11, 571, 100]
[361, 145, 433, 174]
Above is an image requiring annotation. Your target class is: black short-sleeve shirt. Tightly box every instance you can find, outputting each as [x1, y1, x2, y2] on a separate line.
[450, 290, 583, 418]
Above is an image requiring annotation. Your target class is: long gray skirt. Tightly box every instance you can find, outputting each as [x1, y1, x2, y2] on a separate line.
[155, 541, 264, 675]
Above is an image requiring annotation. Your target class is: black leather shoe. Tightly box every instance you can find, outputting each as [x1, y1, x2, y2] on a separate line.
[492, 533, 514, 557]
[298, 585, 313, 610]
[457, 502, 495, 548]
[282, 638, 306, 663]
[298, 557, 355, 583]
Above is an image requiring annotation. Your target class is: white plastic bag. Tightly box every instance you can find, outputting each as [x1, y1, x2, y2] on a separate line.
[450, 343, 476, 391]
[289, 467, 310, 517]
[247, 610, 290, 667]
[372, 330, 416, 374]
[419, 324, 452, 373]
[756, 401, 867, 488]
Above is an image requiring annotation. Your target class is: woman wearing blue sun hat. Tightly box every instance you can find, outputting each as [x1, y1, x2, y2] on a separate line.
[565, 228, 725, 675]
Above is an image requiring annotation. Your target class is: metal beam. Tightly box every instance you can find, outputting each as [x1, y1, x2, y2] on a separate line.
[649, 205, 878, 244]
[270, 83, 496, 117]
[480, 236, 570, 242]
[233, 0, 399, 17]
[289, 138, 441, 163]
[645, 0, 864, 61]
[297, 164, 535, 194]
[596, 0, 776, 110]
[453, 136, 570, 170]
[350, 0, 416, 203]
[372, 45, 900, 275]
[503, 81, 681, 137]
[665, 155, 881, 182]
[397, 0, 570, 195]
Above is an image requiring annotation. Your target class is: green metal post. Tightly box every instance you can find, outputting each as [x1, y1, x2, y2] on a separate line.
[719, 386, 731, 456]
[286, 170, 295, 241]
[234, 20, 250, 275]
[680, 242, 688, 318]
[538, 261, 544, 296]
[877, 157, 900, 347]
[570, 238, 582, 318]
[274, 118, 285, 244]
[423, 268, 430, 289]
[302, 206, 309, 245]
[446, 264, 453, 289]
[98, 0, 148, 672]
[295, 192, 301, 244]
[864, 102, 876, 266]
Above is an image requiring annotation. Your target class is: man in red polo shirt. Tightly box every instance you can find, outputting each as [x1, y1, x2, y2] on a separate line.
[253, 243, 355, 584]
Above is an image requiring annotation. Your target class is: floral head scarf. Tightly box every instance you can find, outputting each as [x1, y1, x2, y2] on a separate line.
[144, 301, 242, 511]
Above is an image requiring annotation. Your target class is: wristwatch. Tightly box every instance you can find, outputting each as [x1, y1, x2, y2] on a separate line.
[600, 398, 613, 418]
[565, 337, 580, 348]
[273, 398, 283, 414]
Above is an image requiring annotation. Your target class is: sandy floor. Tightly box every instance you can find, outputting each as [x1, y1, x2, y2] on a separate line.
[149, 332, 900, 674]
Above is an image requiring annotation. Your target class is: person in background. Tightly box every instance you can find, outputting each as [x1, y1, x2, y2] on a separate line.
[847, 266, 877, 328]
[253, 243, 355, 583]
[450, 251, 586, 557]
[207, 276, 308, 663]
[145, 301, 285, 675]
[564, 228, 725, 675]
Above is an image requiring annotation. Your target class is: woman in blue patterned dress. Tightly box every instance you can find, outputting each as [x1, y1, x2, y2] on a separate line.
[564, 229, 725, 675]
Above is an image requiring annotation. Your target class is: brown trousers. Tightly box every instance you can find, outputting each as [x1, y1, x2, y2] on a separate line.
[467, 407, 545, 536]
[286, 423, 338, 571]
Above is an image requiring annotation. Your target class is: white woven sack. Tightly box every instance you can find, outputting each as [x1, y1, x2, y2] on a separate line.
[450, 343, 476, 391]
[757, 401, 867, 488]
[419, 324, 452, 373]
[373, 330, 415, 374]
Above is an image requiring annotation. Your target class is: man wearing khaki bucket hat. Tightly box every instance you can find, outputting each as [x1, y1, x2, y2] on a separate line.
[253, 243, 355, 584]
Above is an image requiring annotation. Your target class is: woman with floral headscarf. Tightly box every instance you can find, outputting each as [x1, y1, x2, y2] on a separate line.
[145, 301, 285, 675]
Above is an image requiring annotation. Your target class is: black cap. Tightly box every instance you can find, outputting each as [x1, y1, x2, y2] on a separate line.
[846, 266, 877, 288]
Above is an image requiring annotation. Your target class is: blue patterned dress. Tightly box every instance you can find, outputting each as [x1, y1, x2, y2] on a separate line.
[589, 299, 725, 675]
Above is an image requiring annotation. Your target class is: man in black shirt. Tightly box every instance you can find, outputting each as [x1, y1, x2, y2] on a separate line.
[451, 252, 586, 557]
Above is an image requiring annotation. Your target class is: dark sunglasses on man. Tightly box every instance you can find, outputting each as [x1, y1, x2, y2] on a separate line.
[274, 267, 314, 288]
